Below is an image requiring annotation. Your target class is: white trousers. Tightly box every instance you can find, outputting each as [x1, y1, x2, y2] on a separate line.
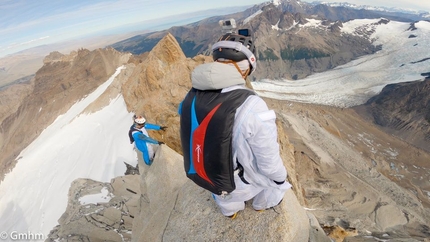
[213, 172, 291, 216]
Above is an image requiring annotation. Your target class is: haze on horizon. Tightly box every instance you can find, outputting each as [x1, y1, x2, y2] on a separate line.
[0, 0, 266, 58]
[1, 0, 429, 58]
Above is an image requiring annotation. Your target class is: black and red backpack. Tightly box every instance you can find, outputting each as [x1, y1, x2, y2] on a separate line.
[179, 88, 254, 195]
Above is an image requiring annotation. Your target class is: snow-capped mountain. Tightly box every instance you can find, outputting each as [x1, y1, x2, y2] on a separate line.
[252, 19, 430, 107]
[314, 1, 430, 16]
[112, 0, 428, 83]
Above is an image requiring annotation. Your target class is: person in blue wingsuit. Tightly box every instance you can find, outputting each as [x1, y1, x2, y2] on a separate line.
[129, 115, 167, 165]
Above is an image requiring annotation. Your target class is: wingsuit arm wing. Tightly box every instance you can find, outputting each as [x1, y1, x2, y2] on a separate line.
[136, 133, 160, 144]
[246, 97, 287, 183]
[145, 123, 162, 130]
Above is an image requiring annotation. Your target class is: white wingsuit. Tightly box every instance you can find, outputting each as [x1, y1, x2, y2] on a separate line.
[191, 61, 292, 216]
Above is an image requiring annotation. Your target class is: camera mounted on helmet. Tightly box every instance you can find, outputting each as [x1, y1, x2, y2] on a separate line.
[219, 19, 237, 34]
[212, 19, 257, 74]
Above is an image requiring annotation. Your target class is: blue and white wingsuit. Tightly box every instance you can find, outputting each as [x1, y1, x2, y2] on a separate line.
[130, 123, 163, 165]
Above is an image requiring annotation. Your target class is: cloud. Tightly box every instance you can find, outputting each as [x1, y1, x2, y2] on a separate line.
[0, 36, 50, 53]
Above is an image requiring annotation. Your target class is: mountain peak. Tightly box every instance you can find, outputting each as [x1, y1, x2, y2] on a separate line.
[121, 33, 211, 152]
[147, 33, 186, 64]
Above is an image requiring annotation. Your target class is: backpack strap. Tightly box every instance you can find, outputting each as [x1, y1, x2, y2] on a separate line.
[128, 126, 142, 144]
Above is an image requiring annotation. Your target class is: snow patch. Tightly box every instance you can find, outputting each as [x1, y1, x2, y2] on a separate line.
[416, 21, 430, 31]
[272, 19, 281, 30]
[243, 10, 263, 25]
[385, 148, 398, 158]
[272, 0, 281, 6]
[301, 18, 323, 28]
[79, 187, 113, 205]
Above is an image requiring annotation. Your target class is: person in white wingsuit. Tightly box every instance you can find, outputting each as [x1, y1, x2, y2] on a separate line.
[179, 25, 292, 218]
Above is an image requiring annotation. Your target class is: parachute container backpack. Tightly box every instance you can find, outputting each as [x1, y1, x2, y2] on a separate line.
[180, 88, 253, 195]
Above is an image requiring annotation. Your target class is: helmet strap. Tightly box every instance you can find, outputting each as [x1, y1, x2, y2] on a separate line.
[216, 60, 249, 80]
[242, 68, 250, 79]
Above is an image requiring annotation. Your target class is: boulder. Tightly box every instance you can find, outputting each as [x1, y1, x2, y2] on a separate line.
[132, 146, 331, 242]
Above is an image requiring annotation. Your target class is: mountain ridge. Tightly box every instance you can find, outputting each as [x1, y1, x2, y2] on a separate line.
[316, 1, 430, 17]
[354, 78, 430, 153]
[111, 0, 386, 81]
[0, 47, 130, 181]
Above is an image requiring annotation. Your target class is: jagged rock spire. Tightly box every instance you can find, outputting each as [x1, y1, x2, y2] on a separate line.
[121, 33, 211, 153]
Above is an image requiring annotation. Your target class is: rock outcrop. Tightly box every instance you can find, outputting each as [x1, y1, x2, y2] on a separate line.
[0, 75, 34, 145]
[48, 145, 332, 242]
[120, 33, 306, 202]
[47, 33, 329, 241]
[47, 175, 140, 241]
[139, 146, 330, 242]
[354, 78, 430, 153]
[121, 33, 212, 153]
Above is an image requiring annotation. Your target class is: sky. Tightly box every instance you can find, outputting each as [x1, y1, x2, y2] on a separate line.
[0, 17, 429, 239]
[1, 0, 429, 58]
[0, 0, 266, 57]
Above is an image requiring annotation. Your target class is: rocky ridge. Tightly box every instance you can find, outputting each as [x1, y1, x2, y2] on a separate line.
[121, 33, 212, 153]
[46, 33, 329, 241]
[47, 175, 140, 241]
[355, 78, 430, 153]
[48, 145, 332, 242]
[0, 47, 131, 181]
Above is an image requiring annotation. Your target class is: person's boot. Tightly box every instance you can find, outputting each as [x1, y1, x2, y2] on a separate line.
[227, 212, 238, 219]
[254, 199, 283, 212]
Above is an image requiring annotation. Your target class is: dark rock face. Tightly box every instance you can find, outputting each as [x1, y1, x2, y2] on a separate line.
[355, 78, 430, 152]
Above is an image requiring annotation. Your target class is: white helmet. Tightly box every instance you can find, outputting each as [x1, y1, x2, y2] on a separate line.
[134, 115, 146, 124]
